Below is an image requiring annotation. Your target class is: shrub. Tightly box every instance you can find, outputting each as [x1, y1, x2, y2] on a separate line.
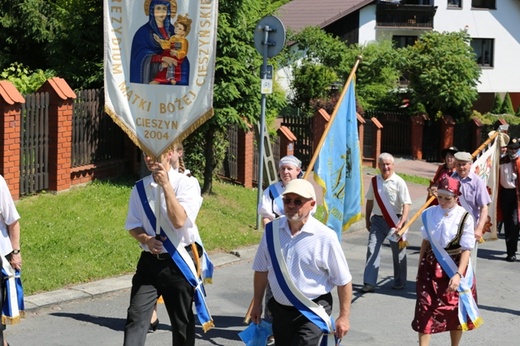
[1, 63, 55, 94]
[490, 93, 503, 114]
[500, 92, 515, 115]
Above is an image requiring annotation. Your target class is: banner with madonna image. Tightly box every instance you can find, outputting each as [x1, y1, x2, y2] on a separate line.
[471, 133, 500, 240]
[103, 0, 218, 157]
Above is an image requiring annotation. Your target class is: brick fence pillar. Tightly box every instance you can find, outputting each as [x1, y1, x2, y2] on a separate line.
[0, 81, 24, 200]
[439, 115, 455, 155]
[370, 117, 383, 168]
[312, 109, 329, 153]
[237, 125, 254, 188]
[357, 114, 366, 162]
[471, 117, 483, 153]
[410, 114, 426, 160]
[37, 78, 76, 192]
[277, 125, 296, 158]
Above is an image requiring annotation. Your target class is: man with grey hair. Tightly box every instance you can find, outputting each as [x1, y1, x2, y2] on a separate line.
[452, 151, 491, 267]
[362, 153, 411, 293]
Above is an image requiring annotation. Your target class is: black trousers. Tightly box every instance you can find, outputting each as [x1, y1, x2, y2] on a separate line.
[123, 251, 195, 346]
[267, 293, 333, 346]
[500, 188, 520, 257]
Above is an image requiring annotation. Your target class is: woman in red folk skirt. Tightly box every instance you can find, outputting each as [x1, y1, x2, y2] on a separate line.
[412, 176, 483, 346]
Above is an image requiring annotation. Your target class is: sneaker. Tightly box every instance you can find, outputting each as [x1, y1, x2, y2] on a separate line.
[266, 335, 275, 346]
[361, 284, 374, 293]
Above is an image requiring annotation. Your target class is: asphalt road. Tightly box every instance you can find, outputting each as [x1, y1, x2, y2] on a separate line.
[5, 220, 520, 346]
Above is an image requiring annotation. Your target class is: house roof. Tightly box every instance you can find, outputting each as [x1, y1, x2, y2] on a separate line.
[275, 0, 374, 32]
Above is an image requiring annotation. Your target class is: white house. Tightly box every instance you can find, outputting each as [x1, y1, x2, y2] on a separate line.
[276, 0, 520, 112]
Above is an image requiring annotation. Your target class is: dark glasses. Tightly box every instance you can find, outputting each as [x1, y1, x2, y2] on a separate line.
[282, 198, 308, 206]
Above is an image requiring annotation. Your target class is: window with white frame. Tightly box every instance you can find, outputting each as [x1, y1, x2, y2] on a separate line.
[471, 38, 494, 67]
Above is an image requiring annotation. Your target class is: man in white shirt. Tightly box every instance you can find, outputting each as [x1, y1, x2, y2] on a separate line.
[251, 179, 352, 345]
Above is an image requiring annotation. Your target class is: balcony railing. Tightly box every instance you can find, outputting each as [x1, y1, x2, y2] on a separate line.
[376, 3, 437, 29]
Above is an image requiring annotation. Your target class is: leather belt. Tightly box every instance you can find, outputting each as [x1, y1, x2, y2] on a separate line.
[146, 251, 171, 260]
[146, 243, 203, 261]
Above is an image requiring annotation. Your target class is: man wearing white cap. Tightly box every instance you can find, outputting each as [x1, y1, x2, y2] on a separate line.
[452, 151, 491, 270]
[452, 151, 491, 242]
[251, 179, 353, 345]
[258, 155, 303, 226]
[257, 155, 303, 344]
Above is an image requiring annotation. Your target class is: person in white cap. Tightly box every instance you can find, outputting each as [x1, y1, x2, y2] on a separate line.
[451, 151, 491, 271]
[251, 179, 353, 345]
[257, 155, 303, 345]
[452, 152, 491, 242]
[258, 155, 303, 227]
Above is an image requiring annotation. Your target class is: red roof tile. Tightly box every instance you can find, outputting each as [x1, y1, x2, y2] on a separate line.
[0, 80, 25, 105]
[46, 77, 76, 100]
[275, 0, 374, 32]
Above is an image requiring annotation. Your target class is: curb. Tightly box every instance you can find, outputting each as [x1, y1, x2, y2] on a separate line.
[23, 246, 259, 312]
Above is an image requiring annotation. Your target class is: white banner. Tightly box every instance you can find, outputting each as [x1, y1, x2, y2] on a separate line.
[471, 135, 499, 240]
[104, 0, 218, 157]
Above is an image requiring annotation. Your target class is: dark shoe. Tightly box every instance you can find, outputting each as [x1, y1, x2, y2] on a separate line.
[148, 318, 159, 333]
[506, 255, 516, 262]
[392, 283, 406, 290]
[361, 284, 374, 293]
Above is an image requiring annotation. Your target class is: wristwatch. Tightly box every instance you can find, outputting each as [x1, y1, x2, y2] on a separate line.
[12, 249, 20, 254]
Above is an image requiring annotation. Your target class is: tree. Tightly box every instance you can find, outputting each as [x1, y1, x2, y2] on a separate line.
[500, 92, 515, 115]
[185, 0, 288, 194]
[0, 0, 104, 89]
[491, 93, 503, 114]
[349, 41, 402, 112]
[0, 0, 61, 71]
[49, 0, 104, 89]
[402, 31, 481, 120]
[282, 27, 349, 115]
[281, 27, 402, 114]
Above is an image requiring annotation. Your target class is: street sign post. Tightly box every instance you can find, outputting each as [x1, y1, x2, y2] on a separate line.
[253, 15, 286, 229]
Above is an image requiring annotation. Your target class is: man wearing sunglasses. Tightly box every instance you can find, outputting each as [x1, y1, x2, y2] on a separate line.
[251, 179, 353, 345]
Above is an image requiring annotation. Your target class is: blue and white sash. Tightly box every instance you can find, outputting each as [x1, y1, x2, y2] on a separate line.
[421, 212, 483, 331]
[136, 180, 214, 332]
[1, 256, 24, 325]
[266, 219, 336, 346]
[268, 183, 284, 217]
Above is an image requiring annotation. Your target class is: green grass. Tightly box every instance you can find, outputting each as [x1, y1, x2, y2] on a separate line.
[399, 173, 430, 186]
[16, 177, 261, 295]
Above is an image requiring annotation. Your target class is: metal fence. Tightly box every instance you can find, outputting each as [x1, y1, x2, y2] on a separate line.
[365, 110, 411, 157]
[281, 114, 313, 170]
[20, 92, 50, 196]
[222, 124, 239, 180]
